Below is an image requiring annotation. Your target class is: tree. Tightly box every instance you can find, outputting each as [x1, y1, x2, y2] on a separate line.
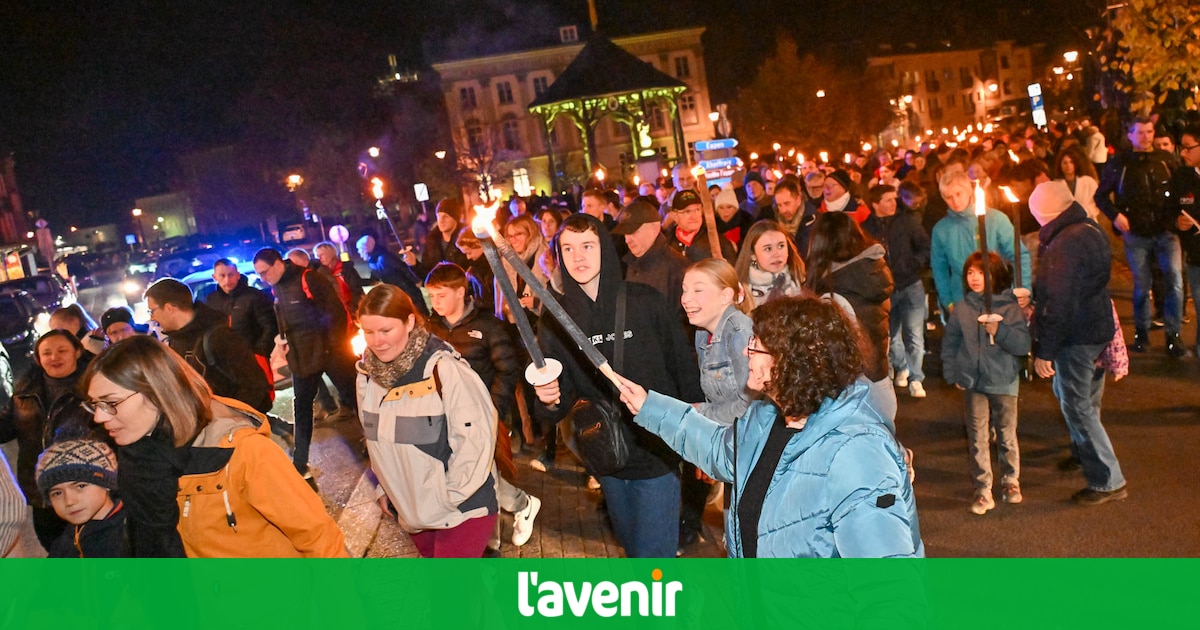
[1100, 0, 1200, 114]
[729, 36, 894, 159]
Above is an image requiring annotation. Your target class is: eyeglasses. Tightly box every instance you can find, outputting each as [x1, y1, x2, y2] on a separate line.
[746, 335, 772, 356]
[81, 392, 140, 416]
[1181, 144, 1200, 152]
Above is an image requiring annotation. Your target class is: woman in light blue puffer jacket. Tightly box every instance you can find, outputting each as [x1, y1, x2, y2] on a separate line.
[615, 295, 923, 558]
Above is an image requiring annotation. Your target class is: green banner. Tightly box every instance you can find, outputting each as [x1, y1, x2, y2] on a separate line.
[0, 560, 1192, 628]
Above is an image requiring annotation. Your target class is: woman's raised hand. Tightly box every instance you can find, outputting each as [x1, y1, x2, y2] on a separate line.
[614, 373, 647, 415]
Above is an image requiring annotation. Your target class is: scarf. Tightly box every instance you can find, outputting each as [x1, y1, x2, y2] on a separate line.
[747, 264, 800, 304]
[777, 207, 804, 235]
[825, 192, 851, 213]
[362, 326, 431, 389]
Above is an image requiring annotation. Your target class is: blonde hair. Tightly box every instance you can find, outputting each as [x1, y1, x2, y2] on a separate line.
[82, 335, 213, 448]
[687, 258, 753, 316]
[938, 169, 973, 194]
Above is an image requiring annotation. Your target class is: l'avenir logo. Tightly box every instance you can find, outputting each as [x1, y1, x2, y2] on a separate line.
[517, 569, 683, 618]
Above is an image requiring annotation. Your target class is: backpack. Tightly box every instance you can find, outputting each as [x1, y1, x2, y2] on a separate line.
[187, 328, 273, 412]
[1116, 152, 1173, 235]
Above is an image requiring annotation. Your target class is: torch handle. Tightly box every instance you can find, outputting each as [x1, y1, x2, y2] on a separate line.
[481, 238, 546, 367]
[691, 166, 725, 262]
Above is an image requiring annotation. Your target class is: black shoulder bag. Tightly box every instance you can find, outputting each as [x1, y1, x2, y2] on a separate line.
[561, 284, 636, 477]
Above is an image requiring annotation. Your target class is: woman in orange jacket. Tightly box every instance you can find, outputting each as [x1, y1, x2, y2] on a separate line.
[81, 335, 348, 557]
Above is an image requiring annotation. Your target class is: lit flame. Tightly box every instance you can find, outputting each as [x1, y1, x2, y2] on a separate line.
[749, 152, 759, 160]
[819, 151, 829, 163]
[862, 142, 872, 152]
[974, 180, 987, 217]
[351, 329, 366, 356]
[787, 148, 795, 157]
[772, 143, 781, 151]
[370, 177, 384, 200]
[660, 168, 669, 178]
[690, 165, 706, 178]
[999, 185, 1020, 204]
[844, 153, 853, 164]
[891, 139, 899, 147]
[1008, 150, 1021, 164]
[472, 200, 500, 238]
[772, 169, 782, 179]
[595, 169, 605, 182]
[633, 175, 640, 186]
[797, 153, 805, 164]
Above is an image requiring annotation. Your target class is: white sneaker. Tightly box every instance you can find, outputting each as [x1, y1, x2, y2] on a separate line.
[529, 457, 548, 473]
[587, 476, 601, 490]
[969, 491, 996, 515]
[511, 495, 541, 547]
[894, 369, 910, 388]
[908, 381, 926, 398]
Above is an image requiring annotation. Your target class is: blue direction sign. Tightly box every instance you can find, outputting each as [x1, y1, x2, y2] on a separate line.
[695, 138, 739, 152]
[699, 157, 739, 171]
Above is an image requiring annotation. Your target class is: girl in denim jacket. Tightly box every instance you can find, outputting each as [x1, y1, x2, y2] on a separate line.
[682, 260, 756, 425]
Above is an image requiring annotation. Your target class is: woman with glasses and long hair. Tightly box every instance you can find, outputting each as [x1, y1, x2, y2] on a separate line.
[81, 335, 347, 557]
[614, 295, 922, 559]
[0, 330, 95, 551]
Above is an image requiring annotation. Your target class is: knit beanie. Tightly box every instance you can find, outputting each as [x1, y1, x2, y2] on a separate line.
[827, 169, 854, 195]
[715, 185, 739, 208]
[35, 439, 119, 499]
[1028, 180, 1075, 226]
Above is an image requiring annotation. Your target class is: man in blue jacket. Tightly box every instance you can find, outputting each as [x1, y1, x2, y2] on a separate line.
[1030, 181, 1127, 506]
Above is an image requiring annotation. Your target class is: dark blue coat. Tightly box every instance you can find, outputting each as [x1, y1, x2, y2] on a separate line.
[1033, 203, 1115, 359]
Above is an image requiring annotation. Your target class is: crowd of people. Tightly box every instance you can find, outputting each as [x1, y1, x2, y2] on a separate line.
[3, 112, 1197, 559]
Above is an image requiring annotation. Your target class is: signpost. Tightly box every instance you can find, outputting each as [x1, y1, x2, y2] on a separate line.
[1027, 83, 1046, 130]
[695, 138, 739, 152]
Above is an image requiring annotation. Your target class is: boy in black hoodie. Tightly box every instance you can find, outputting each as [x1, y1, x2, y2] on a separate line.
[35, 438, 129, 557]
[532, 214, 703, 558]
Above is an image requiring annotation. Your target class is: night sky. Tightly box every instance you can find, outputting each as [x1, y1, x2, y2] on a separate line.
[0, 0, 1100, 229]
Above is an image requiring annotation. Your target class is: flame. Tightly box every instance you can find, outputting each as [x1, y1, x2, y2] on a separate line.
[472, 200, 500, 238]
[797, 153, 805, 164]
[999, 185, 1020, 204]
[819, 151, 829, 163]
[595, 169, 605, 182]
[844, 153, 853, 164]
[370, 177, 384, 200]
[1008, 150, 1021, 163]
[690, 165, 706, 178]
[633, 175, 640, 186]
[974, 180, 987, 217]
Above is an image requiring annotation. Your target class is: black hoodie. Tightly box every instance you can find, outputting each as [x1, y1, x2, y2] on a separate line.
[535, 215, 703, 479]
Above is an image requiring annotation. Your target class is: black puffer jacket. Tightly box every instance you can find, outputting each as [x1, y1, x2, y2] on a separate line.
[536, 215, 703, 480]
[272, 261, 348, 378]
[164, 303, 272, 413]
[0, 358, 99, 508]
[205, 275, 277, 357]
[427, 300, 521, 420]
[862, 208, 930, 291]
[811, 244, 894, 382]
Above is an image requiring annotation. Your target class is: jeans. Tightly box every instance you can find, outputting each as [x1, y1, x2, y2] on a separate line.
[1052, 343, 1126, 492]
[963, 391, 1019, 491]
[889, 281, 927, 383]
[1188, 264, 1200, 354]
[1124, 231, 1183, 335]
[290, 351, 359, 474]
[597, 472, 680, 558]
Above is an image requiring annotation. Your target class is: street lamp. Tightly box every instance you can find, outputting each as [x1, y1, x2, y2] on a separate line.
[368, 146, 381, 158]
[816, 89, 826, 98]
[131, 208, 145, 247]
[1063, 50, 1079, 64]
[434, 150, 447, 160]
[286, 174, 303, 192]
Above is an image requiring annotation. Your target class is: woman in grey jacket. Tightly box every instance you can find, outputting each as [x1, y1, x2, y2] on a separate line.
[683, 259, 755, 425]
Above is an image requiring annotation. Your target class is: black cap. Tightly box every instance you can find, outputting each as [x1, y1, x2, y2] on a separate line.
[611, 199, 662, 235]
[101, 306, 147, 335]
[671, 190, 702, 211]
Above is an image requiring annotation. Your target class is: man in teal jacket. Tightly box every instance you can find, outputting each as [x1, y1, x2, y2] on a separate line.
[931, 170, 1032, 314]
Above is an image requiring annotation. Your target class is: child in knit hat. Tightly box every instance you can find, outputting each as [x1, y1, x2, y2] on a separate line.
[34, 439, 128, 557]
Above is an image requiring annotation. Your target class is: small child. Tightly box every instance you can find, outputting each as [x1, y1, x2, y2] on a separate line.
[34, 439, 128, 557]
[942, 252, 1031, 515]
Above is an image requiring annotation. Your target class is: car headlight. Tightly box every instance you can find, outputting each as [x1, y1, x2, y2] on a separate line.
[35, 312, 50, 334]
[122, 280, 143, 295]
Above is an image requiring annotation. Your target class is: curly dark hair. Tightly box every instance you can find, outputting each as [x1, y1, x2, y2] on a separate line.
[752, 295, 866, 419]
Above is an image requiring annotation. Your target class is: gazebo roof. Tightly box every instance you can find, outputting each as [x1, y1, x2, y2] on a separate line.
[528, 33, 688, 110]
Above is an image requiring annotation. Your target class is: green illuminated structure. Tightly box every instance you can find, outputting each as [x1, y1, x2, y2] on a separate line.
[528, 33, 689, 189]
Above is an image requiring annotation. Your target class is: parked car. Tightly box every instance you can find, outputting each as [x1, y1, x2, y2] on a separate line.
[0, 275, 76, 323]
[0, 291, 40, 381]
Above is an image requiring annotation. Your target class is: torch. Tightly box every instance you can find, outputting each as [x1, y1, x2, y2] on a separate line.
[975, 180, 1001, 344]
[998, 185, 1029, 303]
[690, 165, 725, 262]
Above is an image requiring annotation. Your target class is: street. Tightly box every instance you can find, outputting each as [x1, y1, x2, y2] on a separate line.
[8, 266, 1199, 558]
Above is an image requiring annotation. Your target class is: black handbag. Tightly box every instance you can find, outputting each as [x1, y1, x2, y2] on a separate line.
[561, 284, 634, 477]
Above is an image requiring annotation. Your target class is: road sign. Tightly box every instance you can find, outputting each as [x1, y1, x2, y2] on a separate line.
[413, 182, 429, 202]
[329, 224, 349, 244]
[699, 157, 739, 171]
[695, 138, 739, 152]
[376, 204, 387, 221]
[1027, 83, 1047, 129]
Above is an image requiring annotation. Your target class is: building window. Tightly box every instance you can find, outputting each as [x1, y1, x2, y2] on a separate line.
[459, 87, 477, 110]
[679, 95, 697, 125]
[647, 104, 667, 132]
[611, 118, 627, 139]
[533, 76, 549, 97]
[963, 99, 976, 115]
[559, 26, 577, 43]
[502, 119, 522, 152]
[1000, 55, 1010, 70]
[466, 122, 483, 154]
[674, 56, 691, 79]
[512, 168, 531, 197]
[497, 82, 514, 105]
[948, 94, 956, 107]
[1003, 79, 1013, 96]
[1015, 52, 1027, 68]
[959, 67, 973, 90]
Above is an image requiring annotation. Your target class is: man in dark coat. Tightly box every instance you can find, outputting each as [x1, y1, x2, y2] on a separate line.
[1029, 181, 1126, 506]
[418, 199, 470, 278]
[355, 232, 428, 316]
[206, 259, 278, 359]
[613, 199, 689, 314]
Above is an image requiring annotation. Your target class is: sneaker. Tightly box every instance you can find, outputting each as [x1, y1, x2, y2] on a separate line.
[1132, 329, 1149, 352]
[1166, 334, 1192, 358]
[1151, 318, 1165, 329]
[908, 381, 926, 398]
[1002, 484, 1023, 504]
[301, 469, 319, 494]
[587, 476, 601, 490]
[529, 454, 551, 473]
[1072, 486, 1128, 506]
[969, 491, 995, 515]
[894, 369, 910, 388]
[511, 495, 541, 546]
